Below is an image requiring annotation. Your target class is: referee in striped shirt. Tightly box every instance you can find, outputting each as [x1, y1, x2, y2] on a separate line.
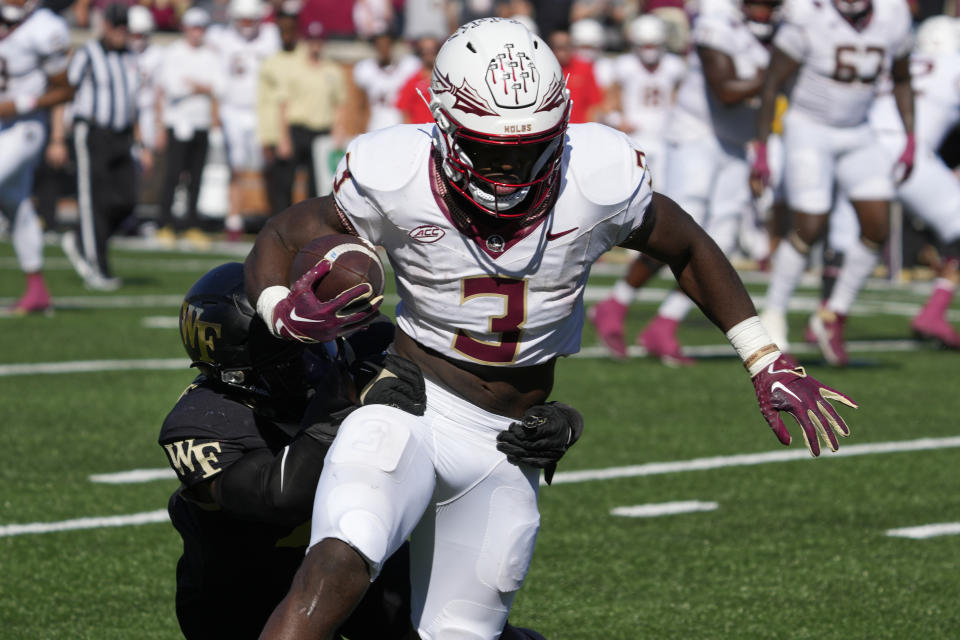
[61, 3, 151, 291]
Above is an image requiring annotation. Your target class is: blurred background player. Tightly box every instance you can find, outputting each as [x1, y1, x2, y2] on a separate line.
[753, 0, 915, 365]
[257, 13, 348, 214]
[394, 35, 440, 125]
[548, 27, 605, 123]
[207, 0, 280, 241]
[155, 7, 223, 250]
[129, 6, 163, 162]
[62, 3, 149, 292]
[606, 14, 685, 175]
[353, 29, 421, 132]
[570, 18, 615, 92]
[820, 16, 960, 349]
[164, 262, 556, 639]
[589, 0, 781, 363]
[0, 0, 72, 314]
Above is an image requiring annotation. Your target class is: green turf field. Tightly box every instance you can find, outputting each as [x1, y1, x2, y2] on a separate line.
[1, 240, 958, 639]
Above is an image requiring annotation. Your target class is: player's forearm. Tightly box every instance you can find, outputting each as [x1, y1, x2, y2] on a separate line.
[755, 48, 797, 141]
[711, 74, 765, 106]
[892, 57, 914, 135]
[244, 196, 344, 304]
[631, 193, 757, 332]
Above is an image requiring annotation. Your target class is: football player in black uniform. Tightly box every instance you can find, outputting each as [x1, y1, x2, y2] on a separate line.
[160, 263, 569, 639]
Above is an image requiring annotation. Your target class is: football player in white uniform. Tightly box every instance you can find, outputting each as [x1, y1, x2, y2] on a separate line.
[353, 31, 422, 133]
[128, 6, 163, 155]
[207, 0, 280, 239]
[246, 19, 857, 640]
[822, 16, 960, 348]
[609, 15, 686, 176]
[589, 0, 781, 362]
[752, 0, 915, 365]
[0, 0, 72, 314]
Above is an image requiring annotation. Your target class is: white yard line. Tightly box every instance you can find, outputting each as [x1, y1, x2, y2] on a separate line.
[89, 469, 177, 484]
[0, 358, 188, 376]
[10, 435, 957, 537]
[886, 523, 960, 539]
[611, 501, 719, 518]
[0, 509, 169, 538]
[548, 436, 960, 485]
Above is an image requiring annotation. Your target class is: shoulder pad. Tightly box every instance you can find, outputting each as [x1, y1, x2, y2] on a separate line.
[566, 123, 648, 207]
[159, 384, 260, 444]
[346, 124, 434, 194]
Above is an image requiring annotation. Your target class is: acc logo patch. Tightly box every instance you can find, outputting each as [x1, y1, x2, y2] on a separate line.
[409, 225, 445, 243]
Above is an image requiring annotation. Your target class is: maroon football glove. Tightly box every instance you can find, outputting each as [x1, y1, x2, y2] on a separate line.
[752, 355, 858, 457]
[749, 139, 771, 190]
[272, 261, 382, 343]
[893, 132, 916, 184]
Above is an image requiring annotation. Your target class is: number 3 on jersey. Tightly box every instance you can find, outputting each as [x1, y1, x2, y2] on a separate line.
[453, 276, 527, 364]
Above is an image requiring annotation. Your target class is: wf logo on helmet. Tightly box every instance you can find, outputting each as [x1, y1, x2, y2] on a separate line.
[409, 225, 446, 243]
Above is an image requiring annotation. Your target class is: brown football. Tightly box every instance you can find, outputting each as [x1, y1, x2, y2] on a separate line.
[288, 235, 385, 313]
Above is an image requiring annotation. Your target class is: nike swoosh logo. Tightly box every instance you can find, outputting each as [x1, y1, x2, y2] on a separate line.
[546, 227, 578, 241]
[288, 309, 326, 324]
[770, 381, 800, 402]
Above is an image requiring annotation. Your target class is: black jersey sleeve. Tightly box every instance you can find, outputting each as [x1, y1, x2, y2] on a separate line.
[212, 433, 330, 527]
[158, 383, 266, 489]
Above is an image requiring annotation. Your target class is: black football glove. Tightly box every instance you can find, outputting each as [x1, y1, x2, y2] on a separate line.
[357, 354, 426, 416]
[496, 402, 583, 484]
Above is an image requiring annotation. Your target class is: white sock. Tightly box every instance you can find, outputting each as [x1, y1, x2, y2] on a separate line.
[658, 289, 693, 321]
[611, 279, 638, 306]
[764, 241, 808, 313]
[12, 199, 43, 273]
[827, 239, 879, 316]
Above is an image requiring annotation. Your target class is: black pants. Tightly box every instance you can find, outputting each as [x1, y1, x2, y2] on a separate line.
[159, 128, 209, 230]
[264, 125, 327, 215]
[72, 121, 136, 277]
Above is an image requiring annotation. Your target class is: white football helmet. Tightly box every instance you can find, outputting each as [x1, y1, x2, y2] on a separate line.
[229, 0, 263, 39]
[1, 0, 38, 25]
[571, 18, 605, 50]
[429, 18, 570, 218]
[627, 15, 667, 66]
[128, 5, 155, 35]
[916, 16, 960, 56]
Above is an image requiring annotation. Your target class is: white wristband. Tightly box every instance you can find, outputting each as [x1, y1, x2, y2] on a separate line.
[14, 95, 38, 115]
[726, 316, 781, 376]
[256, 285, 291, 337]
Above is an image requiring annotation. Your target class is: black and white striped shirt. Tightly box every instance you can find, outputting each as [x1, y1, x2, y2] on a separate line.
[68, 40, 140, 131]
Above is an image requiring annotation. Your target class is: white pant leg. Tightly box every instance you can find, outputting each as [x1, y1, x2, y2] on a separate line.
[705, 141, 751, 255]
[309, 381, 540, 640]
[0, 120, 46, 273]
[220, 106, 263, 171]
[828, 195, 861, 254]
[898, 148, 960, 243]
[782, 109, 837, 215]
[661, 137, 723, 225]
[836, 127, 895, 203]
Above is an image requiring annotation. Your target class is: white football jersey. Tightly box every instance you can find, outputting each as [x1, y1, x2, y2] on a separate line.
[135, 44, 165, 148]
[0, 9, 70, 115]
[206, 23, 280, 111]
[352, 54, 421, 131]
[332, 123, 653, 367]
[775, 0, 913, 127]
[869, 51, 960, 150]
[669, 0, 769, 145]
[613, 52, 685, 142]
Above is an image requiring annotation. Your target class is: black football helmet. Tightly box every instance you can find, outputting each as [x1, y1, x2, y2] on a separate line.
[180, 263, 342, 410]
